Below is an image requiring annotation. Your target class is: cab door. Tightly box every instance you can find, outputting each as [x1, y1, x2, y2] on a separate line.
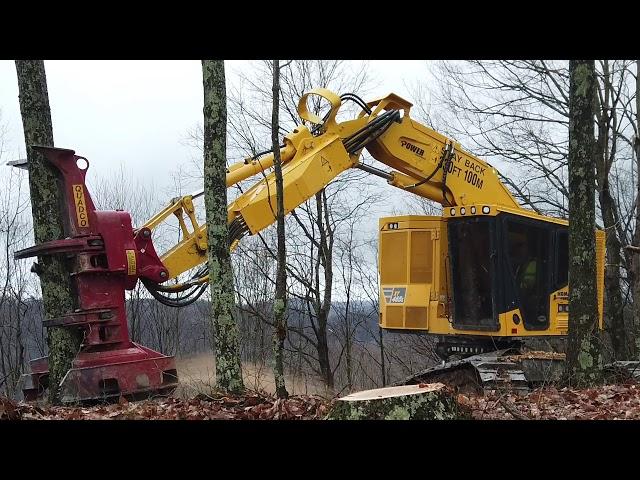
[500, 215, 552, 330]
[448, 217, 499, 331]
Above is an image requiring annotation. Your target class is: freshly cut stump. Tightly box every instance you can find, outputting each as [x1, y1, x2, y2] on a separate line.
[327, 383, 468, 420]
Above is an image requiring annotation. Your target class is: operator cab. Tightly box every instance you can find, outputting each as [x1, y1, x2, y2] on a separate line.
[447, 208, 567, 332]
[379, 206, 572, 336]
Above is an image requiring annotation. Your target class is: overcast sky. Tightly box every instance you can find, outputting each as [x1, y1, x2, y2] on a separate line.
[0, 60, 431, 192]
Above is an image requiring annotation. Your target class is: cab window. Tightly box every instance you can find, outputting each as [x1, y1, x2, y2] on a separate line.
[505, 219, 550, 330]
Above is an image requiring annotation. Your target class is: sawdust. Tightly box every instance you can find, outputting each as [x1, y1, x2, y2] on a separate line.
[502, 351, 566, 362]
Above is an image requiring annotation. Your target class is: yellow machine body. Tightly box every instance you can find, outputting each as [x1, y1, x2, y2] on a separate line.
[379, 208, 605, 340]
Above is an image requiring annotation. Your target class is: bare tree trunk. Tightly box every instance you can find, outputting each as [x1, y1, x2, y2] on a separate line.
[378, 326, 386, 387]
[565, 60, 603, 387]
[201, 60, 244, 394]
[271, 59, 288, 399]
[317, 310, 333, 390]
[14, 60, 83, 404]
[601, 190, 627, 359]
[336, 225, 357, 392]
[593, 60, 628, 361]
[316, 192, 334, 391]
[633, 60, 640, 357]
[345, 298, 352, 392]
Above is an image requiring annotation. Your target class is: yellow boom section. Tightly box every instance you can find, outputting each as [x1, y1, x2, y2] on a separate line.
[144, 88, 523, 285]
[361, 94, 520, 208]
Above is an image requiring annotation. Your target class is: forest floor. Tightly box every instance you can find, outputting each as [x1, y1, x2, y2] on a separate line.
[2, 381, 640, 420]
[461, 382, 640, 420]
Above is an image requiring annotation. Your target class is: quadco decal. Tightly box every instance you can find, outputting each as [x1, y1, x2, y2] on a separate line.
[383, 287, 407, 304]
[73, 184, 89, 228]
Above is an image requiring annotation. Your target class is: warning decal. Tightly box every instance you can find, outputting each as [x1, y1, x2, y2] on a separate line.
[126, 250, 136, 276]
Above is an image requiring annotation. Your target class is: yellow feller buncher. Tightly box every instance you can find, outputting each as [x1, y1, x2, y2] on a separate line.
[16, 88, 639, 402]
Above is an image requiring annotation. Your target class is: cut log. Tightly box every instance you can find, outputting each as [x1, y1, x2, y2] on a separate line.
[327, 383, 468, 420]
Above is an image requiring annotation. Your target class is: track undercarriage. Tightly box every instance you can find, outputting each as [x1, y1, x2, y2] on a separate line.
[397, 338, 640, 394]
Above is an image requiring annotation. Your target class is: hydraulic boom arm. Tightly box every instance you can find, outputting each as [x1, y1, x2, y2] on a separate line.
[142, 88, 522, 303]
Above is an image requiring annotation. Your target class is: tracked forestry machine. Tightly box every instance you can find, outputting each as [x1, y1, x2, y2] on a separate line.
[14, 88, 638, 403]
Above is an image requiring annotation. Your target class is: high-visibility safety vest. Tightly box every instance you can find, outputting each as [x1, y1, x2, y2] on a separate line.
[519, 260, 537, 289]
